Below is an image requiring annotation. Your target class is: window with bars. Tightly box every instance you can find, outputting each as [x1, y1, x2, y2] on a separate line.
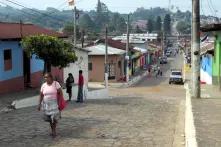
[4, 49, 12, 71]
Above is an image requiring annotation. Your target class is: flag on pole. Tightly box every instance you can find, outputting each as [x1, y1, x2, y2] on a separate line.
[68, 0, 74, 6]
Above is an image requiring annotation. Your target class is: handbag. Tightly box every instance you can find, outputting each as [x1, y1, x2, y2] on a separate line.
[54, 81, 67, 111]
[57, 93, 67, 111]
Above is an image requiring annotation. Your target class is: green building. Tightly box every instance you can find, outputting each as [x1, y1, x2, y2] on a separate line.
[201, 24, 221, 86]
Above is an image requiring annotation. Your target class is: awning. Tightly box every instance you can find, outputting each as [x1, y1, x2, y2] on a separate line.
[131, 52, 142, 59]
[133, 47, 148, 53]
[200, 42, 214, 55]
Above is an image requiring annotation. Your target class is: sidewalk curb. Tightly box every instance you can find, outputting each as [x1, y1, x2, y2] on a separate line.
[184, 83, 198, 147]
[172, 100, 185, 147]
[122, 71, 148, 88]
[11, 88, 109, 109]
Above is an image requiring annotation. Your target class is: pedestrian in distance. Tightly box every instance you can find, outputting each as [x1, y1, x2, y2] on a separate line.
[66, 73, 74, 101]
[155, 71, 158, 78]
[76, 70, 84, 103]
[160, 70, 163, 76]
[38, 73, 63, 138]
[148, 66, 151, 77]
[156, 66, 161, 78]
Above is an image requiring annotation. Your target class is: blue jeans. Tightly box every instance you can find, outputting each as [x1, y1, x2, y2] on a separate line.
[77, 86, 83, 102]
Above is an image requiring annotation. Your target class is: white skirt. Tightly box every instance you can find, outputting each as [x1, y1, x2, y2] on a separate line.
[42, 98, 59, 122]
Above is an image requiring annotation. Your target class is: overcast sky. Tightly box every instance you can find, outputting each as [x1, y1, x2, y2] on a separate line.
[3, 0, 221, 17]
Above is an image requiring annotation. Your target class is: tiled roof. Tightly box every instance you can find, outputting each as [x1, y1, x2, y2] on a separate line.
[0, 22, 66, 40]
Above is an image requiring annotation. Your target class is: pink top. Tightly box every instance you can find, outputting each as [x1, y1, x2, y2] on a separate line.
[40, 81, 61, 100]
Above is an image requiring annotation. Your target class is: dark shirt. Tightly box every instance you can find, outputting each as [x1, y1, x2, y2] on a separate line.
[66, 77, 74, 87]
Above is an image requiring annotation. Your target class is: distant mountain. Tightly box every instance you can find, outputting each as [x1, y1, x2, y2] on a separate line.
[0, 5, 218, 34]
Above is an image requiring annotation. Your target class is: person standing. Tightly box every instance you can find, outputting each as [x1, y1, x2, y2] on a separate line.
[77, 70, 84, 103]
[148, 66, 151, 77]
[66, 73, 74, 101]
[38, 73, 63, 138]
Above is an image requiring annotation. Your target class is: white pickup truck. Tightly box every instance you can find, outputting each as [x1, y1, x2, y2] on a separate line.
[169, 69, 184, 84]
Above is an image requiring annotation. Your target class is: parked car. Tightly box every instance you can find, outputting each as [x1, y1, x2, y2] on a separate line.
[169, 69, 184, 84]
[165, 51, 171, 57]
[160, 56, 168, 64]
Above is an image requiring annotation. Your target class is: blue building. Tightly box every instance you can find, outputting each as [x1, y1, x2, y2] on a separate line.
[200, 42, 214, 85]
[0, 22, 65, 94]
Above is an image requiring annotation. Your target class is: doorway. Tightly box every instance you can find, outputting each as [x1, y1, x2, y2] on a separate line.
[23, 51, 31, 87]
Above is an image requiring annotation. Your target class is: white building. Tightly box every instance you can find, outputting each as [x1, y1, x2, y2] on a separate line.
[63, 47, 90, 98]
[113, 33, 158, 42]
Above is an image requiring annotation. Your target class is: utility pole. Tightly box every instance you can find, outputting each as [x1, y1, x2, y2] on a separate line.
[20, 20, 23, 38]
[105, 25, 108, 88]
[81, 29, 85, 48]
[192, 0, 201, 98]
[126, 14, 130, 82]
[161, 21, 165, 57]
[73, 6, 77, 47]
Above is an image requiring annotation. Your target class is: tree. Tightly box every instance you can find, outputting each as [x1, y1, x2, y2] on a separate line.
[95, 0, 109, 31]
[21, 35, 77, 73]
[176, 21, 191, 34]
[79, 14, 95, 31]
[109, 13, 126, 34]
[135, 25, 143, 33]
[155, 16, 162, 33]
[62, 22, 81, 39]
[147, 18, 154, 33]
[163, 14, 171, 35]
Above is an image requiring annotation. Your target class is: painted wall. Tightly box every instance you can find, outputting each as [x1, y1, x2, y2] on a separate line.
[89, 55, 124, 82]
[31, 54, 44, 73]
[0, 41, 24, 94]
[64, 48, 89, 87]
[201, 54, 212, 84]
[212, 32, 221, 85]
[0, 41, 63, 93]
[0, 41, 23, 81]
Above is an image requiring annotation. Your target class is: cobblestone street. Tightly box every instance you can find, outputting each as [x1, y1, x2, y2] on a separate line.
[0, 94, 182, 147]
[0, 55, 185, 147]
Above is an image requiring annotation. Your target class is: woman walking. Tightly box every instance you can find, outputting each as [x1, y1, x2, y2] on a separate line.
[38, 73, 63, 138]
[66, 73, 74, 101]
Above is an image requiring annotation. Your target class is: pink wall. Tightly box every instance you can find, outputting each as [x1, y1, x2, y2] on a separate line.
[30, 67, 64, 88]
[89, 55, 124, 82]
[51, 67, 64, 84]
[0, 76, 24, 94]
[31, 71, 42, 88]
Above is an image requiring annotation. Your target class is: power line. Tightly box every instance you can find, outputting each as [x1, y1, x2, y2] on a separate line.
[206, 0, 217, 17]
[36, 1, 69, 20]
[3, 0, 66, 22]
[35, 0, 87, 21]
[200, 0, 206, 16]
[208, 0, 217, 15]
[0, 1, 41, 21]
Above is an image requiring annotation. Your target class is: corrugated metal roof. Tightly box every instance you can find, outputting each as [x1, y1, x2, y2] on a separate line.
[86, 44, 126, 55]
[200, 42, 214, 55]
[133, 47, 148, 53]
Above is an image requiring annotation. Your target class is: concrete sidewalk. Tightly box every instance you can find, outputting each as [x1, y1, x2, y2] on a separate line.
[192, 85, 221, 147]
[88, 69, 149, 89]
[0, 69, 148, 111]
[185, 68, 221, 147]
